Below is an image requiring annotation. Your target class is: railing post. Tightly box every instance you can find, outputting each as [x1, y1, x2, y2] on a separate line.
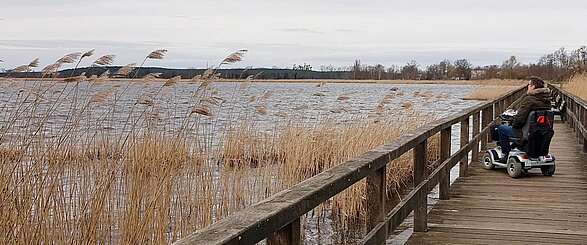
[413, 139, 427, 232]
[472, 111, 480, 161]
[574, 100, 583, 142]
[439, 127, 451, 200]
[460, 117, 470, 177]
[569, 101, 575, 130]
[366, 165, 387, 242]
[267, 218, 302, 245]
[481, 107, 492, 151]
[497, 99, 505, 115]
[583, 107, 587, 153]
[579, 107, 585, 145]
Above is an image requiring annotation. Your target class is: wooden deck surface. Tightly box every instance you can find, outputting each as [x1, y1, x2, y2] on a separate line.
[406, 121, 587, 244]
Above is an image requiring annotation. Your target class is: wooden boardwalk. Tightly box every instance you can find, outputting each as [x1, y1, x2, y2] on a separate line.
[407, 121, 587, 244]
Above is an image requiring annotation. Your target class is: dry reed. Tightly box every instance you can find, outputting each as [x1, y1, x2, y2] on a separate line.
[463, 86, 517, 100]
[1, 51, 451, 244]
[564, 73, 587, 100]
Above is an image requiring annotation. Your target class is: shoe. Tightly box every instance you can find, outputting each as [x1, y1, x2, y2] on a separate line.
[497, 156, 508, 163]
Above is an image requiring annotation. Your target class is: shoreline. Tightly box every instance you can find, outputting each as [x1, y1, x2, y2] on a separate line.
[1, 77, 525, 86]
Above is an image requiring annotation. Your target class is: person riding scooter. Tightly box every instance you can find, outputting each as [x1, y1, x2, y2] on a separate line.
[496, 77, 551, 163]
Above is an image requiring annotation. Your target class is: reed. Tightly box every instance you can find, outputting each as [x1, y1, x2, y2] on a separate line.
[1, 51, 448, 244]
[564, 73, 587, 100]
[463, 85, 517, 100]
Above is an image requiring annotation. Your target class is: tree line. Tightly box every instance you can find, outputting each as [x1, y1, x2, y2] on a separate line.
[345, 46, 586, 81]
[1, 46, 585, 81]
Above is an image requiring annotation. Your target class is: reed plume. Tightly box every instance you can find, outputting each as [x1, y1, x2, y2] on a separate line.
[10, 65, 29, 73]
[115, 63, 136, 77]
[221, 49, 247, 65]
[143, 73, 162, 79]
[41, 63, 62, 77]
[57, 52, 82, 64]
[147, 49, 168, 59]
[82, 49, 95, 58]
[93, 54, 116, 66]
[163, 75, 180, 87]
[9, 57, 39, 74]
[28, 58, 40, 69]
[132, 49, 168, 79]
[68, 49, 95, 77]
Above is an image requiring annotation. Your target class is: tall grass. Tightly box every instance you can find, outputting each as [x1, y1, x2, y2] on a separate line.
[564, 73, 587, 100]
[0, 51, 447, 244]
[463, 85, 517, 100]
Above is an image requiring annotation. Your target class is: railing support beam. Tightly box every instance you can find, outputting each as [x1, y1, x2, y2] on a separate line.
[472, 111, 480, 162]
[413, 139, 428, 232]
[579, 107, 584, 145]
[267, 218, 302, 245]
[480, 108, 491, 151]
[439, 127, 451, 200]
[460, 117, 470, 177]
[366, 166, 387, 243]
[583, 107, 587, 153]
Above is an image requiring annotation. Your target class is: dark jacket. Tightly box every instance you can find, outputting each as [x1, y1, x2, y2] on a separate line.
[512, 88, 552, 129]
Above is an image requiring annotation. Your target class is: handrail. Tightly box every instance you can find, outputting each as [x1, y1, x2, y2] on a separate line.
[548, 83, 587, 153]
[175, 85, 527, 245]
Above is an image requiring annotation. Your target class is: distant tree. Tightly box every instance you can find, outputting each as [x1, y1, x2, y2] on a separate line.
[452, 59, 472, 80]
[424, 64, 443, 80]
[484, 65, 500, 79]
[320, 65, 336, 72]
[386, 65, 400, 79]
[292, 63, 312, 71]
[374, 64, 384, 80]
[401, 60, 419, 80]
[352, 59, 361, 79]
[437, 59, 452, 80]
[501, 56, 520, 79]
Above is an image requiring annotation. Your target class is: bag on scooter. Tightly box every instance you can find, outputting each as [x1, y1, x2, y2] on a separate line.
[490, 125, 500, 142]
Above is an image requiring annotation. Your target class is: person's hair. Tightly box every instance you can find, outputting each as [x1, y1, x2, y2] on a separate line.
[529, 77, 545, 88]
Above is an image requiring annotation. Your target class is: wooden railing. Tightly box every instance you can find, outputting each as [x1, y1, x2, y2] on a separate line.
[549, 84, 587, 153]
[175, 86, 527, 245]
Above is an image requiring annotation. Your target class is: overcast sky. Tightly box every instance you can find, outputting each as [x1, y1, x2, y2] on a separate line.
[1, 0, 586, 69]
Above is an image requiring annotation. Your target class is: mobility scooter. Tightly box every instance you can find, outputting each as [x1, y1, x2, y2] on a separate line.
[482, 109, 556, 178]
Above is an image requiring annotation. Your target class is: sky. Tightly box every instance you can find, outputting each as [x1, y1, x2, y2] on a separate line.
[1, 0, 586, 70]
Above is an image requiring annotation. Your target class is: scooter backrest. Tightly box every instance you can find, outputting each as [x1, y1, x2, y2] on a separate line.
[521, 110, 555, 140]
[523, 110, 555, 158]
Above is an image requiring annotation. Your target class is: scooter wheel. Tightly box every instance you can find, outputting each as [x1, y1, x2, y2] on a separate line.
[507, 157, 523, 178]
[482, 152, 495, 170]
[540, 164, 555, 176]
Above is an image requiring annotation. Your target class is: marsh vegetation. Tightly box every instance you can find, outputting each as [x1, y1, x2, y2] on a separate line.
[0, 50, 492, 244]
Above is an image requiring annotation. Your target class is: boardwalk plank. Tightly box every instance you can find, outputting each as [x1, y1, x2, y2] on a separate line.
[405, 121, 587, 244]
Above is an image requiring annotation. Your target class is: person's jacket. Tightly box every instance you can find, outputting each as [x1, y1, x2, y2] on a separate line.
[512, 88, 552, 129]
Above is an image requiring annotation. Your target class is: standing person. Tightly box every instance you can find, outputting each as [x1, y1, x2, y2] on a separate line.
[496, 77, 551, 162]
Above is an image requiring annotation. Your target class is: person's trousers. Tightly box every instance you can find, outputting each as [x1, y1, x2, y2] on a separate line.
[497, 124, 514, 157]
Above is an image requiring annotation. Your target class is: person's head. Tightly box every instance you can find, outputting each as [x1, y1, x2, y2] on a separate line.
[527, 77, 545, 92]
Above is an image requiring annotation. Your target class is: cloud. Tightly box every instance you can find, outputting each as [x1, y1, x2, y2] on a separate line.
[0, 0, 586, 68]
[277, 28, 323, 34]
[335, 29, 356, 33]
[0, 40, 169, 50]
